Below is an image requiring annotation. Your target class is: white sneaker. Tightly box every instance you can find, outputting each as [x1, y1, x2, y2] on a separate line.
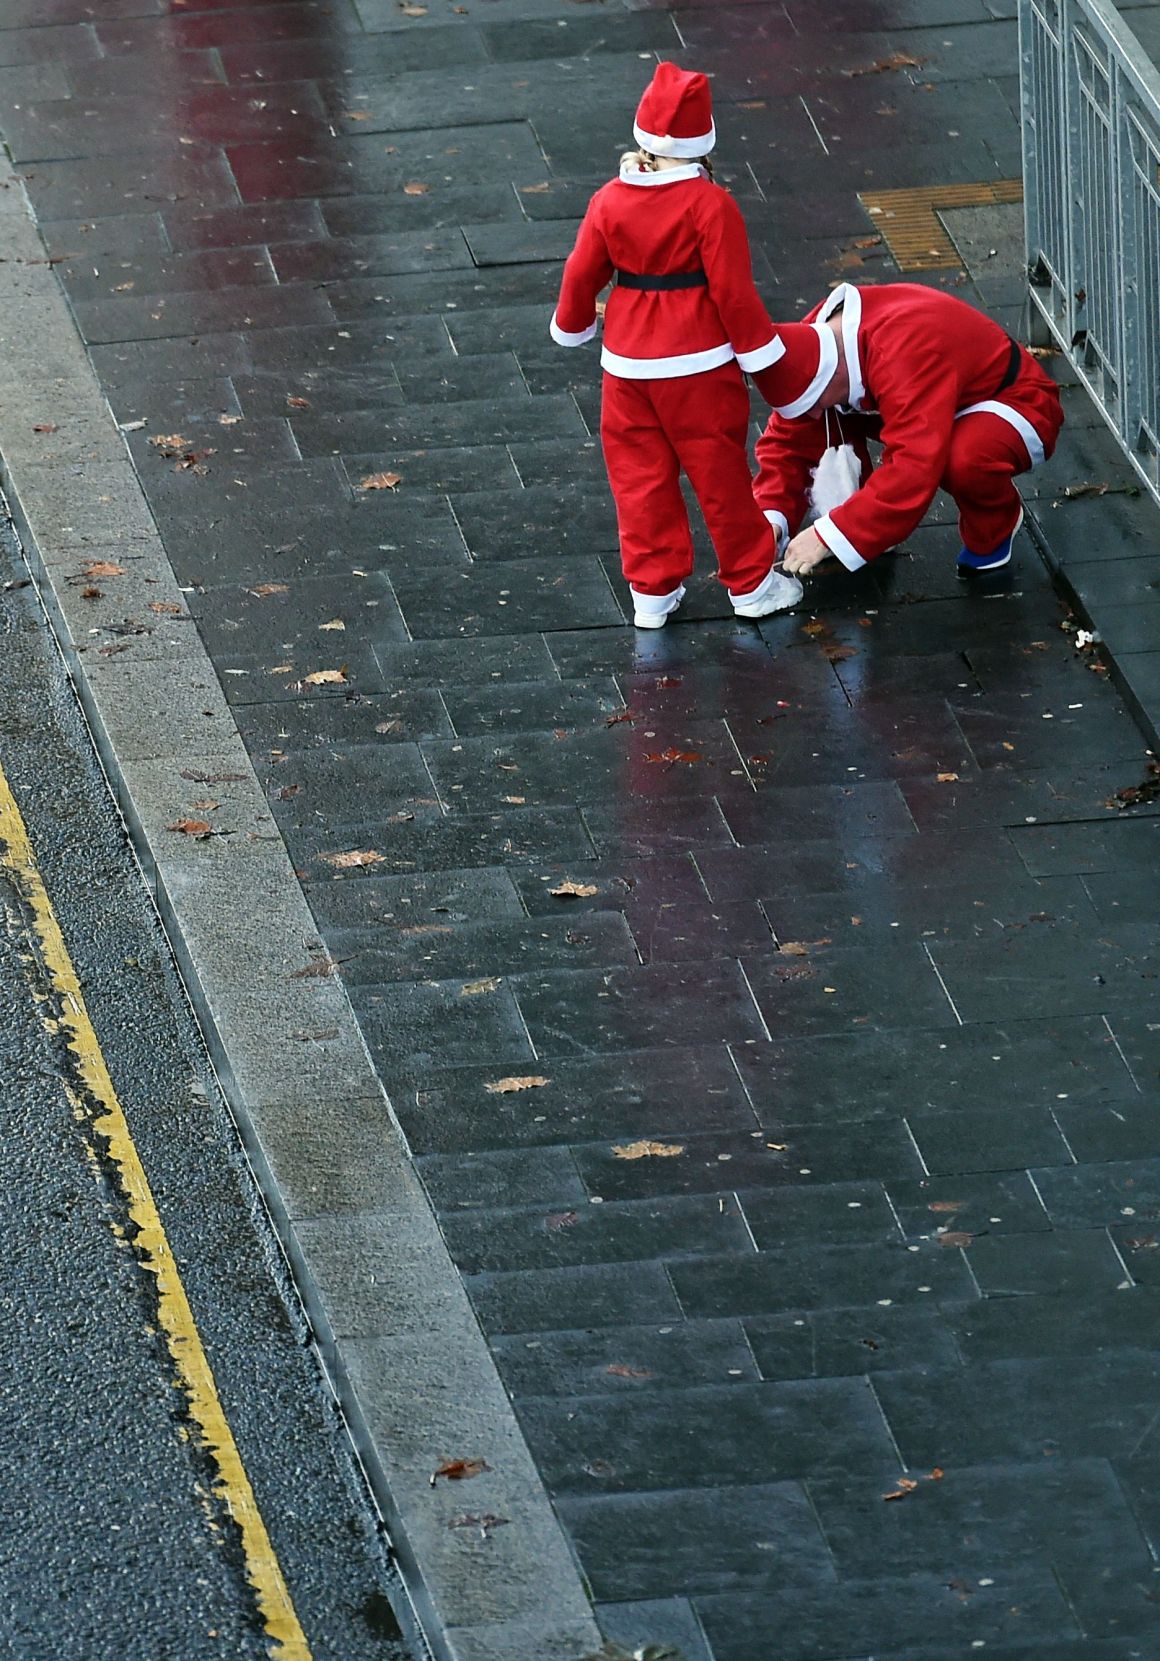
[632, 584, 686, 629]
[731, 567, 803, 619]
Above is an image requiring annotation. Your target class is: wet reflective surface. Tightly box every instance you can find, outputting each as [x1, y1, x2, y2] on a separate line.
[4, 0, 1160, 1656]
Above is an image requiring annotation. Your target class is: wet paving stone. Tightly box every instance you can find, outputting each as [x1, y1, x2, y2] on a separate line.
[515, 1377, 900, 1494]
[557, 1482, 836, 1603]
[381, 1045, 758, 1157]
[326, 908, 638, 985]
[885, 1170, 1051, 1239]
[468, 1261, 683, 1338]
[441, 1193, 754, 1276]
[695, 1572, 1080, 1661]
[731, 1015, 1134, 1125]
[488, 1320, 760, 1399]
[390, 555, 622, 638]
[744, 1302, 966, 1383]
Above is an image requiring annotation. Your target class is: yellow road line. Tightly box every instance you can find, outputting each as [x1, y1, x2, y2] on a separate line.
[0, 760, 311, 1661]
[858, 178, 1024, 270]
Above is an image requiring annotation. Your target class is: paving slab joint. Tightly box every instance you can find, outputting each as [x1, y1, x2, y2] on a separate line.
[0, 158, 600, 1661]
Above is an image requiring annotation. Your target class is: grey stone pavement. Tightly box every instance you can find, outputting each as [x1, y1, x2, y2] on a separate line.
[1, 1, 1160, 1658]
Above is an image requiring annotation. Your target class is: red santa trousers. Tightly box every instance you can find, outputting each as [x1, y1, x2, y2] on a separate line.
[944, 409, 1051, 553]
[600, 362, 776, 597]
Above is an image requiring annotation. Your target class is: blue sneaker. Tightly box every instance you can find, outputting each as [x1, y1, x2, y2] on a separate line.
[957, 507, 1023, 575]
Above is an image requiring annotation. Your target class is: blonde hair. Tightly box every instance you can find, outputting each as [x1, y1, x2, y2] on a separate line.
[620, 147, 715, 180]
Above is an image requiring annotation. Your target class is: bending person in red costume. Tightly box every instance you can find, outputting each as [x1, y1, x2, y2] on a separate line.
[550, 61, 803, 628]
[750, 282, 1064, 580]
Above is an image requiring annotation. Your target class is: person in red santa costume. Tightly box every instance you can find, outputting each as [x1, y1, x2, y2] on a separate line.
[550, 61, 803, 627]
[749, 281, 1065, 580]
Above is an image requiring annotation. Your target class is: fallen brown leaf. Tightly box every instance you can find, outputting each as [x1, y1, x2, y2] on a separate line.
[286, 394, 312, 409]
[606, 1363, 655, 1379]
[928, 1200, 964, 1213]
[431, 1457, 489, 1485]
[549, 880, 598, 898]
[32, 422, 59, 434]
[645, 748, 702, 765]
[938, 1230, 975, 1247]
[460, 976, 501, 996]
[181, 768, 246, 784]
[546, 1211, 578, 1231]
[778, 942, 810, 956]
[612, 1140, 685, 1160]
[321, 848, 387, 869]
[245, 582, 289, 598]
[303, 667, 347, 685]
[319, 618, 346, 631]
[484, 1075, 549, 1094]
[289, 959, 340, 980]
[936, 772, 960, 783]
[81, 586, 102, 600]
[520, 182, 551, 194]
[218, 413, 242, 426]
[883, 1477, 920, 1501]
[167, 818, 214, 839]
[359, 471, 403, 491]
[846, 50, 928, 76]
[604, 710, 637, 727]
[82, 560, 126, 579]
[402, 181, 430, 196]
[149, 433, 190, 455]
[398, 1, 428, 13]
[148, 600, 183, 615]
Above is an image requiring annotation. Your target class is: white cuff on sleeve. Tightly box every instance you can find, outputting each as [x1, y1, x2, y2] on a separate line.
[762, 509, 790, 554]
[814, 512, 867, 572]
[550, 311, 598, 348]
[735, 334, 786, 374]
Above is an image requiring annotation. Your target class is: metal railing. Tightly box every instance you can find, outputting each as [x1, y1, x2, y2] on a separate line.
[1021, 0, 1160, 504]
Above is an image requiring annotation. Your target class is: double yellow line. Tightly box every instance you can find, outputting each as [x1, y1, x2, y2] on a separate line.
[0, 761, 311, 1660]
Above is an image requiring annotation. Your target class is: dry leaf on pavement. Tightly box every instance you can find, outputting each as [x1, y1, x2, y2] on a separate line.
[882, 1477, 919, 1501]
[402, 181, 430, 196]
[32, 422, 59, 434]
[460, 976, 501, 996]
[321, 848, 387, 869]
[303, 667, 348, 685]
[359, 471, 403, 491]
[245, 582, 289, 598]
[81, 560, 126, 579]
[286, 394, 312, 409]
[289, 959, 340, 980]
[938, 1230, 975, 1247]
[167, 818, 214, 839]
[612, 1140, 685, 1160]
[430, 1457, 489, 1486]
[484, 1076, 549, 1094]
[148, 600, 183, 615]
[548, 880, 598, 898]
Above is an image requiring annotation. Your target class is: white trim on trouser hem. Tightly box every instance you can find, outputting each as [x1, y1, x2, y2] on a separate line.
[814, 512, 866, 571]
[954, 399, 1046, 468]
[631, 584, 685, 616]
[731, 565, 782, 606]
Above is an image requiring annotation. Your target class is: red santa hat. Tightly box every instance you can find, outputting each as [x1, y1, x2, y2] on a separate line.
[634, 62, 716, 159]
[759, 321, 840, 418]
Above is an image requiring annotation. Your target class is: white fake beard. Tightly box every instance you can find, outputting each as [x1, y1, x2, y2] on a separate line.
[807, 441, 861, 521]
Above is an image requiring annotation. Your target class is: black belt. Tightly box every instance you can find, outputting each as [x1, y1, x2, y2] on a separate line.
[996, 334, 1023, 392]
[615, 268, 708, 290]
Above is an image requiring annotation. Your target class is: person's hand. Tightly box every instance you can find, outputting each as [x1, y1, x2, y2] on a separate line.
[782, 526, 831, 577]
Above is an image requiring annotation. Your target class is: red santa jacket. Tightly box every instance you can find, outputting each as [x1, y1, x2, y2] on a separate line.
[753, 282, 1064, 566]
[550, 162, 783, 380]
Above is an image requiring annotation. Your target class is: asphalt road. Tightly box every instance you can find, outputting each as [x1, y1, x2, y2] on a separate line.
[0, 515, 420, 1661]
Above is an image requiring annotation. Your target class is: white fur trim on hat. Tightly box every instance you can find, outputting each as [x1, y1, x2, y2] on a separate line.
[633, 119, 717, 159]
[618, 160, 707, 187]
[774, 322, 840, 420]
